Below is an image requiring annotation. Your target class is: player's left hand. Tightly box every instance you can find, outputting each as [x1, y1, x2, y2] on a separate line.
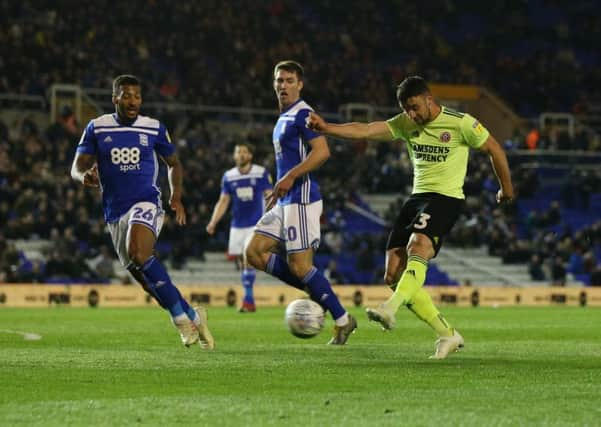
[496, 188, 514, 204]
[266, 175, 295, 210]
[170, 196, 187, 225]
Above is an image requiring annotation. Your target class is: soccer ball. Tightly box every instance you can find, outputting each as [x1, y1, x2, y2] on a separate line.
[285, 299, 325, 338]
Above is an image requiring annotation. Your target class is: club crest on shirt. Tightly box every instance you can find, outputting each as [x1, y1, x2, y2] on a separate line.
[139, 133, 149, 146]
[439, 131, 451, 143]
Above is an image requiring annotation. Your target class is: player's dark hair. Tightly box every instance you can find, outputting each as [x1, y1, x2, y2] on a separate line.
[273, 60, 304, 80]
[396, 76, 430, 105]
[236, 142, 255, 155]
[112, 75, 141, 95]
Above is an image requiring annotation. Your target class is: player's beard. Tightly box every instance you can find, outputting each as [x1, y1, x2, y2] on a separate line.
[425, 104, 432, 123]
[416, 106, 431, 125]
[237, 159, 251, 170]
[118, 104, 139, 121]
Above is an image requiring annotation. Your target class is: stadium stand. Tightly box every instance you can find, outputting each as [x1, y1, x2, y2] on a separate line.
[1, 0, 600, 287]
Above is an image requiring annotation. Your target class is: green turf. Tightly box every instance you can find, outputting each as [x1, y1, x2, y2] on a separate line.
[1, 306, 600, 426]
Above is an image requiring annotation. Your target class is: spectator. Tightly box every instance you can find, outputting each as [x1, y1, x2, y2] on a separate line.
[90, 245, 116, 283]
[44, 249, 72, 281]
[325, 260, 347, 285]
[590, 265, 601, 287]
[525, 128, 540, 150]
[528, 254, 546, 281]
[549, 256, 567, 287]
[16, 259, 45, 283]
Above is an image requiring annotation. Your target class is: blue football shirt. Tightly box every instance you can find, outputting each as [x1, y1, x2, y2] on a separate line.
[272, 99, 322, 205]
[221, 164, 272, 228]
[76, 113, 175, 222]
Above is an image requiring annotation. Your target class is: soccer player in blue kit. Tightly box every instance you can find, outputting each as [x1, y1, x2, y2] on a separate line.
[206, 142, 272, 312]
[245, 61, 357, 344]
[71, 75, 214, 350]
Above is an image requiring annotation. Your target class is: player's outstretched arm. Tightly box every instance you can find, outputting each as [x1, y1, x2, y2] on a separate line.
[478, 135, 515, 203]
[163, 153, 187, 225]
[206, 193, 231, 235]
[306, 112, 393, 142]
[71, 152, 99, 187]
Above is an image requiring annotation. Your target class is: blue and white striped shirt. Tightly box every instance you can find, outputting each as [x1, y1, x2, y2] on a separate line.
[76, 113, 175, 222]
[272, 99, 322, 205]
[221, 164, 272, 228]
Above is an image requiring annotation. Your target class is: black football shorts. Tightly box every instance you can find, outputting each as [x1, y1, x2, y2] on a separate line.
[385, 192, 465, 257]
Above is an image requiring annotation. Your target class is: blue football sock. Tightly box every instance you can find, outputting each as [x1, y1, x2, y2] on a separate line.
[241, 268, 256, 304]
[265, 254, 305, 291]
[127, 263, 167, 309]
[301, 267, 346, 321]
[140, 256, 190, 319]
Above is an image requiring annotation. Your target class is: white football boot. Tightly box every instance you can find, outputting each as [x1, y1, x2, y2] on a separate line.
[173, 317, 200, 347]
[365, 304, 396, 330]
[327, 314, 358, 345]
[429, 330, 464, 359]
[193, 306, 215, 350]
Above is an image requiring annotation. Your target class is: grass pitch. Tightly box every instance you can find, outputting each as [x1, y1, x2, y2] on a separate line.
[1, 305, 600, 426]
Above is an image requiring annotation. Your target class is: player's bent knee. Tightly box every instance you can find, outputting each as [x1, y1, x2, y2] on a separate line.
[246, 253, 259, 269]
[127, 245, 153, 267]
[407, 235, 434, 259]
[244, 245, 263, 270]
[128, 252, 150, 267]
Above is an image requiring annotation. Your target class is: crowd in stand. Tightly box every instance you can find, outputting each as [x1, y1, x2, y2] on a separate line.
[0, 108, 386, 284]
[446, 152, 601, 286]
[2, 106, 601, 285]
[2, 0, 601, 285]
[1, 1, 600, 116]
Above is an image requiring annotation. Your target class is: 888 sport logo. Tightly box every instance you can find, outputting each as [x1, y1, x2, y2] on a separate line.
[111, 147, 141, 172]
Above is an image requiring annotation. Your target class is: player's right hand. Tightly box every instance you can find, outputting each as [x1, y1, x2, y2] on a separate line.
[83, 164, 99, 187]
[306, 112, 327, 132]
[265, 190, 277, 211]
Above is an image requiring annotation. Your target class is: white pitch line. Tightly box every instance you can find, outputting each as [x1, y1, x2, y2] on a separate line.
[0, 329, 42, 340]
